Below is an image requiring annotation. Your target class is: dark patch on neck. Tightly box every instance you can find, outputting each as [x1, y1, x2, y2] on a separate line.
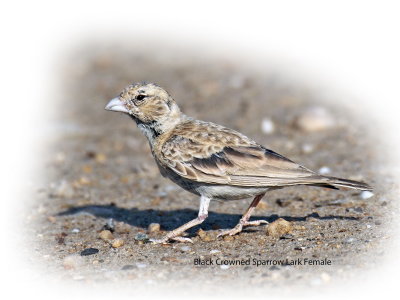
[130, 116, 162, 138]
[166, 98, 172, 109]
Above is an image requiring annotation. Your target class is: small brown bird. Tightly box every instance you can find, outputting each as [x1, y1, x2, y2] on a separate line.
[105, 83, 372, 244]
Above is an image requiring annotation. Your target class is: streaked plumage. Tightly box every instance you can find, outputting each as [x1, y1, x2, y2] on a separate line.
[105, 82, 372, 243]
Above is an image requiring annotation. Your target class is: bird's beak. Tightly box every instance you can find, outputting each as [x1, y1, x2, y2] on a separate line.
[105, 98, 129, 113]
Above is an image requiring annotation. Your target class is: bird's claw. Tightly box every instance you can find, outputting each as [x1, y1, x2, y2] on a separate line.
[217, 219, 269, 238]
[150, 236, 193, 244]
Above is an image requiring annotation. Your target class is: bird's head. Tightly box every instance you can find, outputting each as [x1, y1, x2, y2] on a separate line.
[105, 83, 181, 126]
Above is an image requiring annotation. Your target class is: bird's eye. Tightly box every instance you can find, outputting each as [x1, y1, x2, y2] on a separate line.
[136, 94, 146, 101]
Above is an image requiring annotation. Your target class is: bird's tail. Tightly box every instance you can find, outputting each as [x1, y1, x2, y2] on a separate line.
[313, 176, 372, 191]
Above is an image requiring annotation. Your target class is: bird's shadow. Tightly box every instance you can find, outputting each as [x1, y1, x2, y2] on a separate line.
[57, 204, 360, 233]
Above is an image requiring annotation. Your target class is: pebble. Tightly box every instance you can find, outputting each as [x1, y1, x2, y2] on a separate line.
[346, 207, 363, 213]
[293, 106, 336, 132]
[148, 223, 161, 233]
[136, 263, 147, 269]
[134, 233, 149, 241]
[180, 246, 191, 252]
[294, 246, 306, 251]
[197, 229, 213, 242]
[63, 255, 84, 270]
[261, 118, 275, 134]
[280, 233, 294, 240]
[47, 216, 56, 223]
[112, 239, 125, 248]
[121, 265, 135, 270]
[301, 143, 314, 154]
[76, 176, 91, 186]
[161, 256, 181, 263]
[223, 235, 234, 242]
[318, 166, 331, 175]
[345, 237, 356, 244]
[210, 249, 221, 254]
[80, 248, 99, 256]
[220, 265, 230, 270]
[95, 153, 107, 163]
[71, 228, 80, 233]
[360, 191, 374, 199]
[99, 230, 114, 241]
[266, 218, 292, 237]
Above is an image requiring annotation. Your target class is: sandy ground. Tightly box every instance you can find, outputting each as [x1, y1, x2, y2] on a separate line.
[24, 46, 398, 295]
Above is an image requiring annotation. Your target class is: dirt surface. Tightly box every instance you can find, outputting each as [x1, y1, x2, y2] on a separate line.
[25, 46, 398, 295]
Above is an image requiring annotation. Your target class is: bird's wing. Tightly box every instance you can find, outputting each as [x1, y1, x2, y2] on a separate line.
[159, 120, 320, 187]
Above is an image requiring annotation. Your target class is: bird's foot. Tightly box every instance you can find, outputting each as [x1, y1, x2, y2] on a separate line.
[217, 219, 269, 238]
[150, 235, 193, 244]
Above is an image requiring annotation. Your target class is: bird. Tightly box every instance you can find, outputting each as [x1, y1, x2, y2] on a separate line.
[105, 82, 372, 244]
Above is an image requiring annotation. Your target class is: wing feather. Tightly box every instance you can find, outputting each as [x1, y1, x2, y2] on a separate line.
[158, 119, 318, 187]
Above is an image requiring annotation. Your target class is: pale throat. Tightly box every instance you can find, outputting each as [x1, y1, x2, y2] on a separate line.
[136, 112, 184, 146]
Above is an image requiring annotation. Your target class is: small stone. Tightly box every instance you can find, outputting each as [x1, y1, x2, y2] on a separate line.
[266, 218, 292, 237]
[261, 118, 275, 134]
[47, 216, 56, 223]
[95, 153, 107, 163]
[136, 262, 147, 269]
[180, 246, 191, 252]
[63, 255, 83, 270]
[121, 265, 135, 270]
[318, 166, 331, 175]
[345, 237, 356, 244]
[220, 265, 230, 270]
[161, 256, 181, 263]
[80, 248, 99, 256]
[71, 228, 80, 233]
[366, 224, 372, 229]
[294, 246, 306, 251]
[99, 230, 114, 241]
[112, 239, 125, 248]
[210, 249, 221, 254]
[293, 106, 336, 132]
[360, 191, 374, 199]
[197, 229, 213, 242]
[301, 143, 314, 154]
[346, 207, 363, 213]
[148, 223, 161, 233]
[134, 233, 149, 241]
[77, 176, 91, 186]
[82, 165, 92, 173]
[280, 233, 294, 240]
[223, 235, 234, 242]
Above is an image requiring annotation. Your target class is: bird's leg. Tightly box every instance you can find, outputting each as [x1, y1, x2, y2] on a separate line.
[218, 193, 268, 238]
[151, 195, 211, 244]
